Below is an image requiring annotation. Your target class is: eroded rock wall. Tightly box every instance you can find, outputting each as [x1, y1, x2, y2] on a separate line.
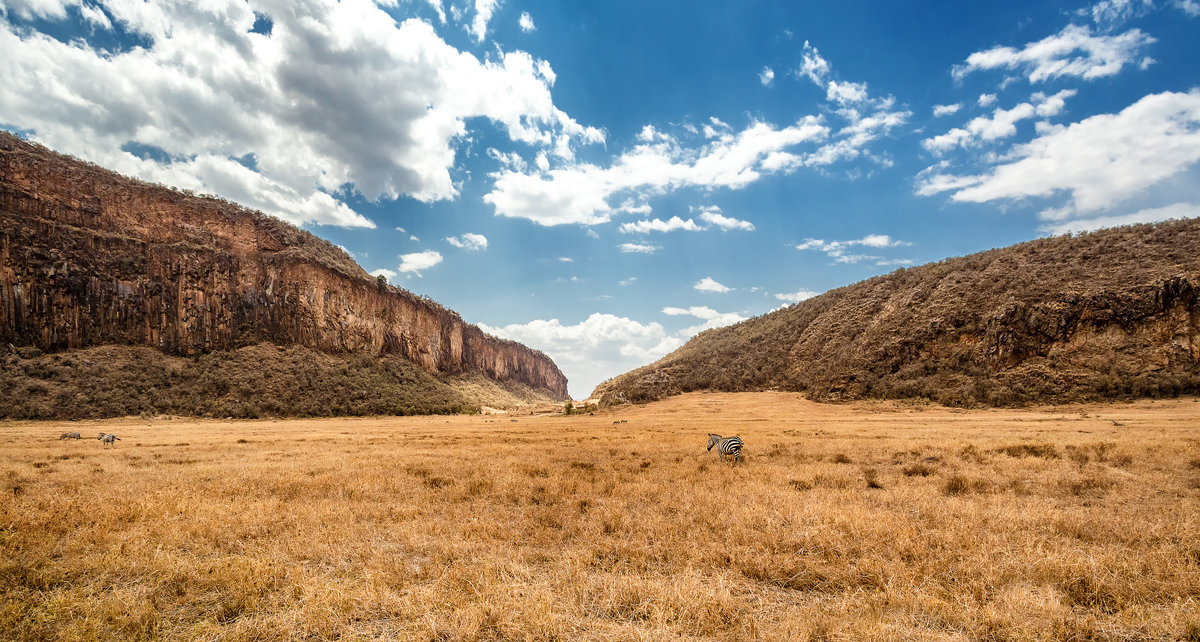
[0, 133, 567, 398]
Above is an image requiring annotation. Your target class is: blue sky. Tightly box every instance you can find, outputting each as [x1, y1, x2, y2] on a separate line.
[2, 0, 1199, 398]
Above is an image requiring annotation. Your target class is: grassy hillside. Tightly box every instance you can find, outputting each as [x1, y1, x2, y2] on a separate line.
[0, 344, 557, 419]
[595, 219, 1200, 406]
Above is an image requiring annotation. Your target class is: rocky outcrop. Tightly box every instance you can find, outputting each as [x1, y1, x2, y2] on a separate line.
[0, 132, 567, 398]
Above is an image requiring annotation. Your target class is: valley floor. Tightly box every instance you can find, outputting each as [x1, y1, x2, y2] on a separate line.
[2, 393, 1199, 640]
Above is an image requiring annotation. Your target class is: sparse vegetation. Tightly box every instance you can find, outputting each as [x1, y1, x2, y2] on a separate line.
[595, 219, 1200, 407]
[2, 392, 1197, 640]
[0, 343, 557, 419]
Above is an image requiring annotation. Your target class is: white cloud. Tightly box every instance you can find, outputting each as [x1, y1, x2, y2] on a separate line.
[619, 216, 704, 234]
[775, 289, 820, 303]
[558, 256, 573, 262]
[826, 80, 868, 105]
[796, 41, 831, 84]
[796, 234, 909, 263]
[953, 24, 1155, 83]
[694, 277, 731, 293]
[409, 235, 420, 242]
[446, 232, 488, 251]
[918, 91, 1200, 223]
[483, 37, 905, 227]
[424, 0, 447, 23]
[1086, 0, 1153, 26]
[395, 226, 407, 233]
[469, 0, 501, 43]
[933, 103, 961, 117]
[486, 117, 828, 226]
[619, 277, 637, 286]
[661, 305, 747, 337]
[759, 66, 775, 86]
[480, 313, 684, 398]
[0, 1, 600, 229]
[978, 94, 998, 108]
[518, 11, 535, 32]
[1039, 202, 1200, 235]
[370, 268, 398, 282]
[698, 207, 755, 231]
[1179, 0, 1200, 16]
[619, 242, 661, 254]
[398, 250, 443, 275]
[923, 90, 1075, 153]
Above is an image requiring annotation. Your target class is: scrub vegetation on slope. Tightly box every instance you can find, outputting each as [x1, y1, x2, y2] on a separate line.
[596, 219, 1200, 406]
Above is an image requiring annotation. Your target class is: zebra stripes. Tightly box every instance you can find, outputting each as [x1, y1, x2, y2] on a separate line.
[59, 432, 82, 440]
[707, 434, 744, 465]
[97, 433, 121, 446]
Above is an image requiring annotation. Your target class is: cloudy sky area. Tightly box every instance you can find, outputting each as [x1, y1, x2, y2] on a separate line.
[2, 0, 1199, 397]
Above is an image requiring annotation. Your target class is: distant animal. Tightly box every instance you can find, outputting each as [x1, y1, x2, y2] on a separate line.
[707, 434, 744, 465]
[98, 433, 121, 447]
[58, 432, 81, 440]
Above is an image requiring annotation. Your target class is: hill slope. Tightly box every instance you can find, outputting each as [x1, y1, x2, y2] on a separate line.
[594, 220, 1200, 406]
[0, 132, 567, 417]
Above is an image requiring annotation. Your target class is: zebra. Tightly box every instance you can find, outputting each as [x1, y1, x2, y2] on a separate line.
[58, 432, 82, 440]
[707, 434, 744, 465]
[97, 433, 121, 447]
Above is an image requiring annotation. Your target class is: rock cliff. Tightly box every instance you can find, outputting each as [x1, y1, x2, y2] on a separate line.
[0, 132, 567, 399]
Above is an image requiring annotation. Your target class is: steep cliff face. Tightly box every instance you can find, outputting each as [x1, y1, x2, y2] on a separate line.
[0, 132, 567, 399]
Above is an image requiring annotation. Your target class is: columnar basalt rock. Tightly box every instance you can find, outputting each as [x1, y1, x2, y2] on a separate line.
[0, 133, 568, 398]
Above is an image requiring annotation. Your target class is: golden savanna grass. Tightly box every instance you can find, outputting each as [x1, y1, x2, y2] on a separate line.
[2, 392, 1199, 640]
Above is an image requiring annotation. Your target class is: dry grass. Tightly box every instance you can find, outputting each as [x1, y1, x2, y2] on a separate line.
[2, 392, 1199, 640]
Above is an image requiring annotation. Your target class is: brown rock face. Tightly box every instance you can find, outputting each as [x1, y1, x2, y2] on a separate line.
[0, 133, 568, 399]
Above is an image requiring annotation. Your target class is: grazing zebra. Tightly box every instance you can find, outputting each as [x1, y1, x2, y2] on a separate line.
[58, 432, 82, 440]
[97, 433, 121, 447]
[707, 434, 744, 465]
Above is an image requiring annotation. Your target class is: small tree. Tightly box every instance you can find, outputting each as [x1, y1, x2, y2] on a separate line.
[376, 274, 388, 293]
[563, 401, 574, 415]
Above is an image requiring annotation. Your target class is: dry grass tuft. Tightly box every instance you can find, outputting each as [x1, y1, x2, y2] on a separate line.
[2, 392, 1198, 640]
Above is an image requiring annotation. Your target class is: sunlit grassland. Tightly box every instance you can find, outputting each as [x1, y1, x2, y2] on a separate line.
[2, 393, 1199, 640]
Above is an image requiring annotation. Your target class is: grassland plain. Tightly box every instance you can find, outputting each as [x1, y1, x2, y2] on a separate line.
[2, 392, 1199, 641]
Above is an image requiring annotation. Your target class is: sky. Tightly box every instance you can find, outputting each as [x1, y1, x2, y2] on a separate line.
[2, 0, 1199, 398]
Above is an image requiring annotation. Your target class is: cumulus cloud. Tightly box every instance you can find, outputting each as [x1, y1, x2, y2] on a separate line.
[486, 117, 828, 226]
[694, 277, 731, 293]
[445, 232, 489, 251]
[796, 234, 909, 263]
[933, 103, 961, 117]
[698, 206, 755, 231]
[775, 289, 820, 303]
[661, 305, 747, 337]
[0, 1, 600, 228]
[518, 11, 535, 32]
[826, 80, 868, 105]
[923, 90, 1076, 153]
[398, 250, 443, 275]
[468, 0, 500, 43]
[953, 24, 1155, 83]
[759, 66, 775, 86]
[485, 38, 906, 227]
[618, 216, 704, 234]
[480, 313, 684, 398]
[370, 267, 398, 282]
[796, 41, 831, 84]
[619, 243, 661, 254]
[978, 94, 998, 108]
[917, 91, 1200, 226]
[1038, 202, 1200, 235]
